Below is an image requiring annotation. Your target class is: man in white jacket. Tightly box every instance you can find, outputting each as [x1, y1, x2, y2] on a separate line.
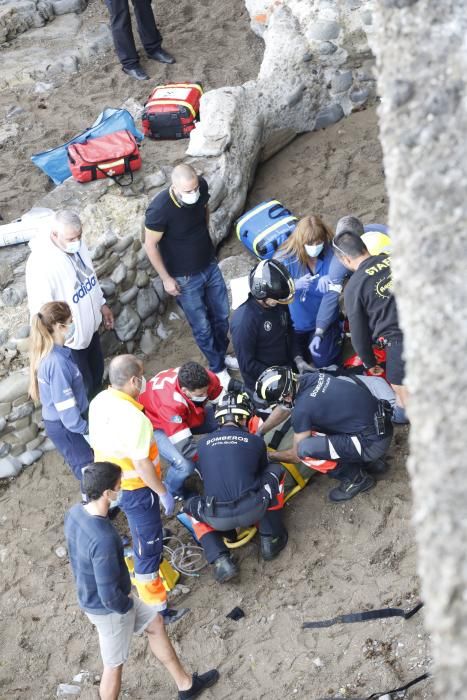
[26, 210, 114, 398]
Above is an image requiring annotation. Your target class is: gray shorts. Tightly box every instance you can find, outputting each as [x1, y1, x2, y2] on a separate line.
[86, 596, 159, 667]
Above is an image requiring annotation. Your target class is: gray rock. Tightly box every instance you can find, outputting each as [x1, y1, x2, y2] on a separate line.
[144, 171, 166, 189]
[0, 262, 13, 291]
[307, 20, 340, 41]
[9, 416, 30, 431]
[0, 372, 29, 403]
[389, 79, 415, 108]
[42, 438, 56, 452]
[7, 402, 34, 422]
[1, 286, 23, 306]
[331, 70, 353, 94]
[0, 455, 22, 478]
[0, 417, 6, 433]
[56, 683, 81, 698]
[99, 278, 116, 298]
[14, 325, 30, 339]
[361, 10, 373, 24]
[114, 306, 140, 342]
[156, 322, 170, 340]
[152, 276, 167, 302]
[122, 250, 137, 270]
[55, 545, 67, 558]
[350, 87, 370, 103]
[136, 270, 149, 288]
[0, 402, 12, 418]
[120, 267, 136, 291]
[0, 441, 10, 457]
[139, 329, 158, 356]
[142, 312, 159, 328]
[26, 436, 45, 451]
[136, 256, 151, 271]
[0, 329, 8, 345]
[119, 286, 138, 304]
[100, 330, 124, 357]
[16, 338, 31, 354]
[103, 233, 118, 248]
[136, 287, 159, 320]
[111, 301, 122, 317]
[132, 238, 142, 252]
[19, 449, 42, 467]
[51, 0, 88, 14]
[112, 235, 133, 253]
[95, 253, 119, 278]
[126, 340, 135, 353]
[111, 263, 127, 286]
[12, 394, 30, 407]
[314, 103, 345, 130]
[91, 243, 106, 261]
[14, 423, 38, 444]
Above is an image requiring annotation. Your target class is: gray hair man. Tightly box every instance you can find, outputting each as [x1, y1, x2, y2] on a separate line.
[26, 210, 113, 398]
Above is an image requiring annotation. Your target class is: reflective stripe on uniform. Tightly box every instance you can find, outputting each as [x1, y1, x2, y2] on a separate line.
[55, 397, 76, 411]
[169, 427, 192, 445]
[327, 439, 340, 460]
[351, 436, 362, 455]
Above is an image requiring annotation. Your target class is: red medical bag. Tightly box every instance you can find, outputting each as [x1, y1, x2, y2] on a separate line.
[142, 83, 203, 140]
[67, 130, 141, 183]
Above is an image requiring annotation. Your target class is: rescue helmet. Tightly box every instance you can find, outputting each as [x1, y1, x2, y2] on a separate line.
[214, 391, 255, 426]
[255, 365, 297, 405]
[249, 259, 295, 303]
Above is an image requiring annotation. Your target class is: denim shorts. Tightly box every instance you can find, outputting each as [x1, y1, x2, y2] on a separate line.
[86, 596, 158, 667]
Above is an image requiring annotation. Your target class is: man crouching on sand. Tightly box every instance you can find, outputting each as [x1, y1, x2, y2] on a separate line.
[64, 461, 219, 700]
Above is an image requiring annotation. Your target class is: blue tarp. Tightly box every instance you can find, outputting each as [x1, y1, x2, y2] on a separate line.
[31, 108, 144, 185]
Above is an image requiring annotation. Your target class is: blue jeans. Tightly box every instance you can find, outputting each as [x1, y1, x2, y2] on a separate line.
[175, 261, 230, 373]
[155, 405, 218, 496]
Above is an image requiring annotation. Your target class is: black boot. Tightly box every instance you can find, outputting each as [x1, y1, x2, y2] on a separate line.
[365, 457, 390, 475]
[260, 531, 288, 561]
[328, 469, 375, 502]
[212, 554, 239, 583]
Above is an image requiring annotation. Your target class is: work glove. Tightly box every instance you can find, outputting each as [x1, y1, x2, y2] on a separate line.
[317, 274, 330, 294]
[294, 272, 314, 293]
[309, 334, 322, 357]
[295, 355, 315, 375]
[159, 491, 175, 516]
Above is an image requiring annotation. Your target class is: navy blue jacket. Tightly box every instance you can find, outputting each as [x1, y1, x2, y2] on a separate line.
[230, 294, 298, 390]
[38, 345, 88, 433]
[64, 504, 132, 615]
[197, 425, 268, 502]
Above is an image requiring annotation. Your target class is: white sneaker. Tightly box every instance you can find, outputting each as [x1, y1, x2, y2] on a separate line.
[215, 368, 231, 389]
[224, 355, 239, 371]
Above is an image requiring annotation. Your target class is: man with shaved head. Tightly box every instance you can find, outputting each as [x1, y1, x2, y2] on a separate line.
[144, 164, 235, 388]
[26, 209, 114, 398]
[89, 355, 186, 617]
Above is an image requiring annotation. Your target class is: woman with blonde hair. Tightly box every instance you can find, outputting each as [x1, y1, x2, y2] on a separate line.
[276, 214, 346, 369]
[29, 301, 93, 485]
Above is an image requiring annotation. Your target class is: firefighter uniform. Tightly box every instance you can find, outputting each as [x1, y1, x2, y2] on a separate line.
[185, 424, 286, 564]
[89, 388, 167, 610]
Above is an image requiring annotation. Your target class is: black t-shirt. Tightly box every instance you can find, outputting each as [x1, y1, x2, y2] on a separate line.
[230, 295, 295, 390]
[292, 371, 378, 436]
[197, 425, 268, 501]
[145, 177, 214, 276]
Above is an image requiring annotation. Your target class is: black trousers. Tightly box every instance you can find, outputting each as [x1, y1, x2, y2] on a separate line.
[104, 0, 162, 68]
[70, 331, 104, 400]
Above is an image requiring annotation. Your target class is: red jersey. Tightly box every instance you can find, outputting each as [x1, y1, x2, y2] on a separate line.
[139, 367, 222, 446]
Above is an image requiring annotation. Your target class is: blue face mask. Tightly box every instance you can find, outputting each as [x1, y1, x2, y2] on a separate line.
[305, 243, 324, 258]
[64, 321, 75, 341]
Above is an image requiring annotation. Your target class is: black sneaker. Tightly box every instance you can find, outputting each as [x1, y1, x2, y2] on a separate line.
[213, 554, 239, 583]
[365, 458, 390, 475]
[260, 531, 288, 561]
[328, 471, 375, 502]
[160, 608, 190, 625]
[178, 670, 220, 699]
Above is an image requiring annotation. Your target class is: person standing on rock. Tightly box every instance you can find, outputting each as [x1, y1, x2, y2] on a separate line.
[89, 354, 181, 614]
[25, 210, 114, 399]
[28, 301, 93, 489]
[64, 461, 219, 700]
[144, 164, 235, 389]
[104, 0, 175, 81]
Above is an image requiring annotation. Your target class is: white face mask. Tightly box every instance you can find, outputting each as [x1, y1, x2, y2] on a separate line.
[191, 394, 207, 403]
[180, 189, 200, 205]
[65, 239, 81, 254]
[137, 376, 147, 395]
[64, 321, 75, 341]
[305, 243, 324, 258]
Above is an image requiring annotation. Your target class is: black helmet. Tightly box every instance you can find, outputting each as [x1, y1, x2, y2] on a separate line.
[249, 259, 295, 303]
[214, 391, 255, 426]
[255, 365, 297, 405]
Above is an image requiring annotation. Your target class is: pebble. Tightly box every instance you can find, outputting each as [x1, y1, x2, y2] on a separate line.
[314, 103, 344, 130]
[55, 545, 67, 558]
[26, 435, 45, 451]
[14, 324, 30, 340]
[317, 41, 338, 55]
[99, 278, 116, 298]
[152, 275, 166, 301]
[331, 70, 353, 94]
[312, 657, 323, 667]
[34, 81, 54, 93]
[72, 672, 90, 684]
[0, 442, 10, 457]
[389, 79, 415, 108]
[350, 87, 370, 103]
[19, 449, 42, 466]
[91, 243, 106, 261]
[103, 233, 118, 248]
[56, 684, 81, 697]
[0, 455, 22, 478]
[0, 329, 8, 345]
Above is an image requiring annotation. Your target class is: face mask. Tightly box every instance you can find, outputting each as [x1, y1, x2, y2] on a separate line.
[305, 243, 324, 258]
[138, 376, 147, 395]
[65, 239, 81, 254]
[191, 394, 208, 404]
[180, 189, 200, 205]
[64, 322, 75, 340]
[109, 489, 122, 507]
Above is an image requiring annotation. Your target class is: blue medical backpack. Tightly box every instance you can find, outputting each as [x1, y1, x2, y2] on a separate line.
[235, 200, 298, 259]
